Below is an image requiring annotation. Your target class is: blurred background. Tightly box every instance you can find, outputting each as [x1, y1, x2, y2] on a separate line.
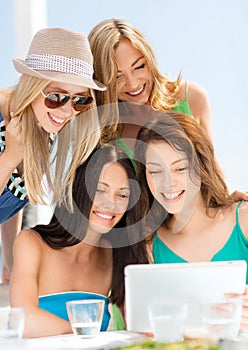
[0, 0, 247, 265]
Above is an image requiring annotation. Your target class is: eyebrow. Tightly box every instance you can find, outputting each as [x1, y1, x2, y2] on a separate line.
[117, 56, 144, 73]
[146, 158, 188, 166]
[131, 56, 144, 67]
[98, 181, 130, 190]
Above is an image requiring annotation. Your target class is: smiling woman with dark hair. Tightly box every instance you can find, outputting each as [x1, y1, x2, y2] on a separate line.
[135, 111, 248, 332]
[9, 144, 149, 338]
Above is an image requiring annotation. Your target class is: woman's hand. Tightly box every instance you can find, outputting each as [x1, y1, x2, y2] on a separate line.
[225, 286, 248, 332]
[230, 190, 248, 202]
[240, 286, 248, 332]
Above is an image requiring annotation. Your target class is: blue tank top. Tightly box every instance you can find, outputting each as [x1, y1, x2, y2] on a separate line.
[0, 113, 28, 223]
[153, 201, 248, 283]
[38, 291, 110, 331]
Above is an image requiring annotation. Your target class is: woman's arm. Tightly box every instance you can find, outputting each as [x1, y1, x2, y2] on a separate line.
[236, 200, 248, 239]
[0, 117, 24, 195]
[235, 202, 248, 331]
[9, 230, 72, 338]
[187, 81, 213, 143]
[1, 211, 23, 282]
[187, 84, 248, 203]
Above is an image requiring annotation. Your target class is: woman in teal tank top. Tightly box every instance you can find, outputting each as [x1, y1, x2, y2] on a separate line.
[135, 112, 248, 332]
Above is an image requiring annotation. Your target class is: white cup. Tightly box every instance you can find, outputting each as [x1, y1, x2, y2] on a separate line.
[202, 296, 243, 340]
[148, 298, 188, 343]
[0, 307, 25, 340]
[66, 299, 104, 338]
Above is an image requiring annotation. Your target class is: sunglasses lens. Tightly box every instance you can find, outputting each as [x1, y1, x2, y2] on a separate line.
[43, 92, 93, 111]
[44, 94, 70, 109]
[73, 96, 93, 111]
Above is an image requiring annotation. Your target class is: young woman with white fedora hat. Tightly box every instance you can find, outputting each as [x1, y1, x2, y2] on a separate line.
[0, 27, 106, 282]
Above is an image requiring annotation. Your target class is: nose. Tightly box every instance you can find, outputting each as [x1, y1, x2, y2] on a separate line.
[96, 193, 116, 211]
[125, 72, 139, 90]
[59, 99, 75, 116]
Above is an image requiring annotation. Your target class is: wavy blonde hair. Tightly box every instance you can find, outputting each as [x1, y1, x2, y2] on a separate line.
[88, 18, 181, 139]
[4, 75, 100, 209]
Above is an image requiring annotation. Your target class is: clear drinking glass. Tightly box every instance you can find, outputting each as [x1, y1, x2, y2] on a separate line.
[148, 298, 188, 343]
[0, 307, 25, 340]
[202, 296, 243, 340]
[66, 299, 104, 338]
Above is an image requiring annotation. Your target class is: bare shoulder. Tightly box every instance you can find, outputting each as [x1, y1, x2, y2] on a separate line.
[237, 201, 248, 239]
[188, 81, 208, 95]
[14, 229, 43, 253]
[187, 81, 212, 140]
[12, 229, 43, 278]
[187, 81, 210, 112]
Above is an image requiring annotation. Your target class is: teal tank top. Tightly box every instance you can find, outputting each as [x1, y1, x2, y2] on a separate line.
[153, 201, 248, 283]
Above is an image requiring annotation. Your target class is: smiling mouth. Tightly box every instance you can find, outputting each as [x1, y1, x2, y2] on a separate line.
[93, 211, 115, 221]
[126, 84, 145, 96]
[161, 190, 185, 201]
[49, 113, 66, 125]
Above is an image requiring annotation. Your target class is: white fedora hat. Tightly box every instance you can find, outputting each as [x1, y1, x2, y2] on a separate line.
[12, 27, 106, 91]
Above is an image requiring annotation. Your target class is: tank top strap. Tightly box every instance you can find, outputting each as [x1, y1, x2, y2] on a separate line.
[185, 80, 189, 101]
[236, 200, 243, 223]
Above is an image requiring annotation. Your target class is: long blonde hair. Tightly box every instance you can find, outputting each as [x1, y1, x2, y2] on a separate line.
[88, 18, 181, 138]
[5, 75, 100, 209]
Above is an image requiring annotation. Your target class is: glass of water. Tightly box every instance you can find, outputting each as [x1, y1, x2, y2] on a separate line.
[148, 298, 188, 343]
[202, 296, 243, 340]
[0, 307, 25, 340]
[66, 300, 104, 338]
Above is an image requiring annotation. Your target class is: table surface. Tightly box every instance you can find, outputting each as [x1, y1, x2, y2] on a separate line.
[1, 329, 248, 350]
[0, 331, 147, 350]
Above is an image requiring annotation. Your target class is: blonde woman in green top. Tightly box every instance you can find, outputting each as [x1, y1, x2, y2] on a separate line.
[88, 18, 213, 146]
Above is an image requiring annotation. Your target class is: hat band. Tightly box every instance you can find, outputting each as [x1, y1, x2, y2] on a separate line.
[25, 54, 93, 78]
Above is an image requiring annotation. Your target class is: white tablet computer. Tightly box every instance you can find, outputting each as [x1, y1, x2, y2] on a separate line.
[124, 260, 247, 332]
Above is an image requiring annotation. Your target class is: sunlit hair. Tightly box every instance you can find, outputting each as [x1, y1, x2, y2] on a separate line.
[135, 111, 233, 229]
[88, 18, 181, 140]
[4, 75, 100, 208]
[34, 143, 149, 307]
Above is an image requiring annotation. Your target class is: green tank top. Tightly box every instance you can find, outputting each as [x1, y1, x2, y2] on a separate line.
[173, 80, 193, 116]
[153, 201, 248, 283]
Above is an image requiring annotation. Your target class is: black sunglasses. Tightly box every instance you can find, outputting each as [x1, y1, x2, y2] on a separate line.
[41, 91, 93, 112]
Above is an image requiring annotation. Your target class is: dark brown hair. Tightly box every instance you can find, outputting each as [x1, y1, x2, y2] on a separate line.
[134, 111, 233, 230]
[34, 143, 149, 307]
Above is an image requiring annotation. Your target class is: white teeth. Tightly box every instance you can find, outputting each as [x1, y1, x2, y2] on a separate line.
[95, 212, 113, 220]
[128, 86, 144, 96]
[162, 191, 183, 200]
[50, 114, 65, 124]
